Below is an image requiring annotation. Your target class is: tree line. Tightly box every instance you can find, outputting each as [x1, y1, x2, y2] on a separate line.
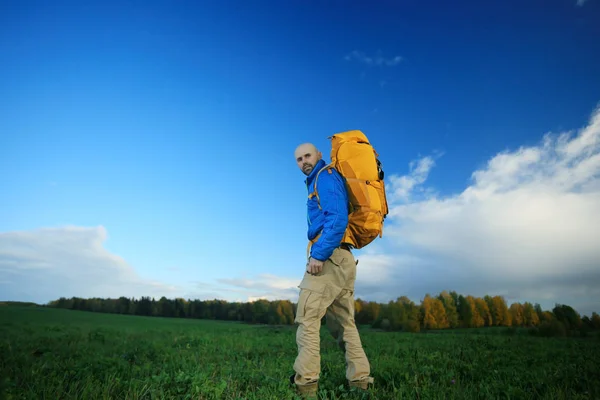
[46, 290, 600, 337]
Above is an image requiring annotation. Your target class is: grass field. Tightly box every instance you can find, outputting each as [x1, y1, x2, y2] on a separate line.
[1, 305, 599, 399]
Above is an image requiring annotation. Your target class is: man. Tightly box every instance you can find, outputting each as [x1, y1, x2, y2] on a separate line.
[290, 142, 374, 397]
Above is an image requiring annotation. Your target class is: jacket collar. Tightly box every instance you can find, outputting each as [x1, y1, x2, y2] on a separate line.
[305, 159, 327, 187]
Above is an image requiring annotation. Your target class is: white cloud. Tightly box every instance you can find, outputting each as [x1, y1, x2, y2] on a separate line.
[379, 104, 600, 316]
[0, 226, 181, 303]
[577, 0, 588, 6]
[388, 153, 441, 202]
[344, 50, 403, 66]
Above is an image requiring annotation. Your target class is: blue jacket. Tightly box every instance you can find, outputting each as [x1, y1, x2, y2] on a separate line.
[305, 158, 349, 261]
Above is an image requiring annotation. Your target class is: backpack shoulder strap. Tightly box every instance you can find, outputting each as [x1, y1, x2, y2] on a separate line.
[308, 163, 333, 210]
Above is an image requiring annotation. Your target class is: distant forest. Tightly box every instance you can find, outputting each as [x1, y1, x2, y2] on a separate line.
[42, 290, 600, 337]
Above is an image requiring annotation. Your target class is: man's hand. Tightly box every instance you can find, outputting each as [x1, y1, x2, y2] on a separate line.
[306, 257, 324, 275]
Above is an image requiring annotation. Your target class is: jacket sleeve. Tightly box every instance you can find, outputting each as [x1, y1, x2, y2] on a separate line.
[310, 171, 349, 261]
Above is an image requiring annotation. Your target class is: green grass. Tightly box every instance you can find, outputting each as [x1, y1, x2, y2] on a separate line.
[1, 306, 599, 399]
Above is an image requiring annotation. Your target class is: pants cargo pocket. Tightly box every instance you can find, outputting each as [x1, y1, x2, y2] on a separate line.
[295, 288, 324, 324]
[328, 249, 347, 267]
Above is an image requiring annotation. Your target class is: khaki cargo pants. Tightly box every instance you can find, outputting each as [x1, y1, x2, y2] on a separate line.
[293, 246, 373, 388]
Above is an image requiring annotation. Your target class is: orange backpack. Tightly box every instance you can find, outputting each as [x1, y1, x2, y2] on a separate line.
[310, 130, 389, 249]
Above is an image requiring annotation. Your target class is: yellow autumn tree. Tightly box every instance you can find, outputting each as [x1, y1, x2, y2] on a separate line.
[438, 291, 459, 328]
[358, 301, 381, 325]
[431, 297, 449, 329]
[354, 299, 363, 316]
[466, 296, 484, 327]
[491, 295, 509, 326]
[421, 294, 437, 329]
[509, 303, 524, 326]
[475, 297, 492, 327]
[540, 311, 554, 323]
[276, 300, 295, 325]
[522, 302, 540, 327]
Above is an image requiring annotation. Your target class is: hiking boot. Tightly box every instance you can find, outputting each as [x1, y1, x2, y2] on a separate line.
[296, 382, 318, 398]
[349, 376, 374, 390]
[290, 374, 318, 398]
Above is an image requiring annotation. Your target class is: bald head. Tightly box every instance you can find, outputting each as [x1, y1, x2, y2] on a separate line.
[294, 143, 319, 159]
[295, 142, 322, 175]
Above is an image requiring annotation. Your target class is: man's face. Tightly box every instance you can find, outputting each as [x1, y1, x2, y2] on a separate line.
[294, 143, 322, 176]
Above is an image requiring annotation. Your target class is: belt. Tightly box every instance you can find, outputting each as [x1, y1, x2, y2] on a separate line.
[339, 243, 352, 251]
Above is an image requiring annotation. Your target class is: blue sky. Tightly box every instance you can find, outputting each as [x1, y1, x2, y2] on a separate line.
[1, 0, 600, 316]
